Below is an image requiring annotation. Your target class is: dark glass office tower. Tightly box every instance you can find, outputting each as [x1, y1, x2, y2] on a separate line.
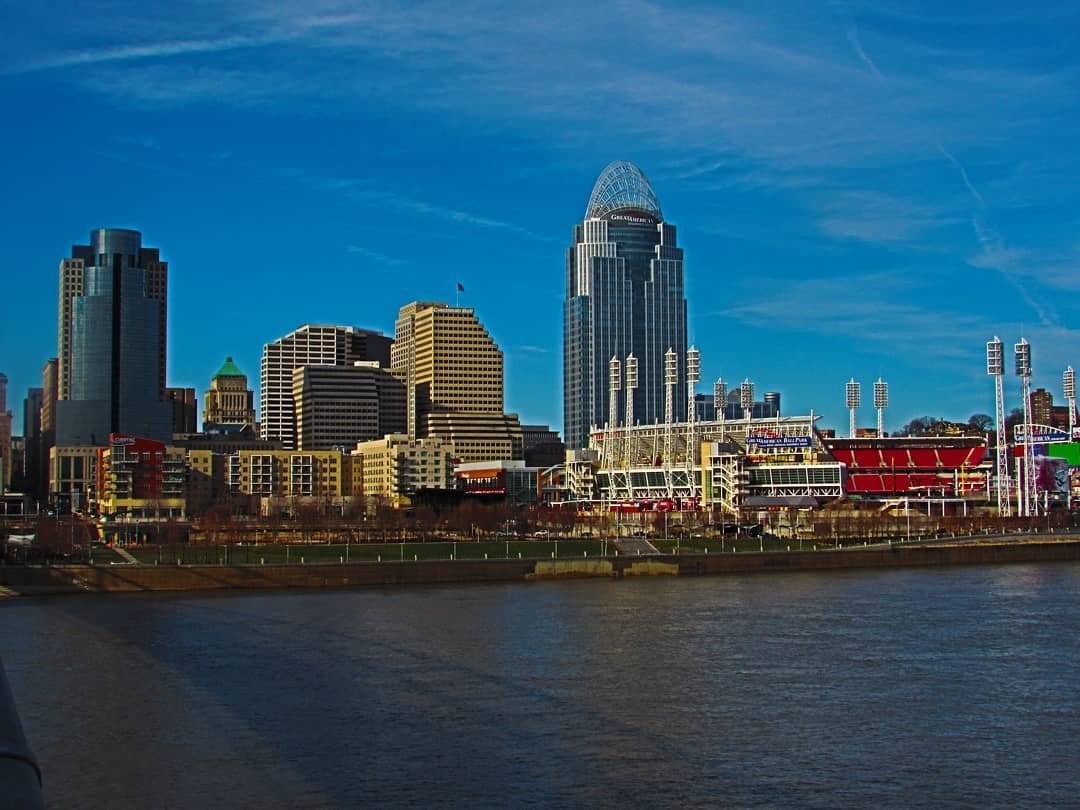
[55, 229, 173, 445]
[564, 162, 687, 449]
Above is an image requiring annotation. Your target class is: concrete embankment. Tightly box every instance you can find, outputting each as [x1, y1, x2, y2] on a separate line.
[1, 539, 1078, 596]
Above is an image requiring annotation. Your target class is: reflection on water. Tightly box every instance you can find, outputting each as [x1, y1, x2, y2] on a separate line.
[3, 563, 1079, 808]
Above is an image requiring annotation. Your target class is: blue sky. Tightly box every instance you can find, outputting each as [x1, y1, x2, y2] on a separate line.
[2, 0, 1079, 436]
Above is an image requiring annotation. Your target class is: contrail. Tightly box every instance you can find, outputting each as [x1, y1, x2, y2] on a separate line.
[847, 26, 884, 80]
[938, 145, 986, 207]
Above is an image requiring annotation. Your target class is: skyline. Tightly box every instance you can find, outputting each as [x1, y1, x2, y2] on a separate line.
[3, 1, 1080, 436]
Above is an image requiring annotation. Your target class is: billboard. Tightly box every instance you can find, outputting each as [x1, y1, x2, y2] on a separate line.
[1033, 456, 1069, 494]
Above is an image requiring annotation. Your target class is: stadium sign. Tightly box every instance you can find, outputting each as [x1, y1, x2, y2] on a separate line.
[747, 435, 812, 449]
[1012, 424, 1070, 444]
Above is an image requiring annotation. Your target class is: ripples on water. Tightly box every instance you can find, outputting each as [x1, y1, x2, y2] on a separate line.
[3, 563, 1079, 808]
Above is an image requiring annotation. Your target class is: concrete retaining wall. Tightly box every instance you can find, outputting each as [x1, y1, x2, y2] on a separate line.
[1, 540, 1078, 596]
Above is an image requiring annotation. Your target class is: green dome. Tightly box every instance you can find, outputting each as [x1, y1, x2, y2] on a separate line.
[213, 356, 245, 378]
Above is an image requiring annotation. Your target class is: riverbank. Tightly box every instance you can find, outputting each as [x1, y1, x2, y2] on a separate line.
[1, 537, 1079, 596]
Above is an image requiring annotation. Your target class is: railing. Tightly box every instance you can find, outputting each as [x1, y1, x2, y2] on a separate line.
[0, 659, 43, 809]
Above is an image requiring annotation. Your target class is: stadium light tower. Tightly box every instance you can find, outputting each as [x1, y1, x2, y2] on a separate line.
[713, 378, 727, 422]
[1015, 339, 1035, 516]
[607, 356, 621, 468]
[740, 379, 754, 422]
[873, 378, 888, 438]
[663, 348, 677, 467]
[686, 347, 700, 424]
[987, 337, 1010, 516]
[1065, 365, 1076, 438]
[686, 347, 701, 469]
[624, 353, 638, 467]
[846, 378, 861, 439]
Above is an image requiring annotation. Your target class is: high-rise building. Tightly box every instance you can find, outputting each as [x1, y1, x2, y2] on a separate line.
[0, 373, 12, 489]
[55, 229, 172, 445]
[1030, 388, 1053, 428]
[292, 363, 406, 450]
[564, 161, 687, 449]
[40, 359, 58, 501]
[260, 325, 392, 450]
[521, 424, 565, 469]
[20, 387, 44, 501]
[203, 357, 258, 432]
[391, 302, 522, 463]
[165, 387, 198, 435]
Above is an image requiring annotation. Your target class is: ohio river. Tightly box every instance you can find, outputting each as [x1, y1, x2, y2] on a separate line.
[3, 563, 1079, 808]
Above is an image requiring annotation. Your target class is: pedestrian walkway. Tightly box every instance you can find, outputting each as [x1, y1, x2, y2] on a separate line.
[111, 546, 138, 564]
[614, 538, 659, 556]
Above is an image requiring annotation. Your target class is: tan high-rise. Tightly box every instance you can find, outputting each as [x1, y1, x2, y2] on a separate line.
[203, 357, 257, 431]
[391, 302, 521, 463]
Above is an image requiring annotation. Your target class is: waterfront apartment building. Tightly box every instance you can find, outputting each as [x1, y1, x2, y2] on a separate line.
[227, 449, 360, 503]
[292, 363, 406, 451]
[353, 434, 454, 507]
[96, 434, 186, 520]
[261, 325, 392, 450]
[391, 301, 522, 463]
[55, 229, 173, 445]
[202, 357, 257, 431]
[564, 161, 688, 449]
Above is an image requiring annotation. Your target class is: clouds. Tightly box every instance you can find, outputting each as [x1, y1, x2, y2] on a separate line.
[4, 0, 1080, 428]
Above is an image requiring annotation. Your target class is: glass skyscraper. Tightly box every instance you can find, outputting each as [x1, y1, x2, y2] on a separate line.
[564, 161, 687, 449]
[55, 228, 173, 445]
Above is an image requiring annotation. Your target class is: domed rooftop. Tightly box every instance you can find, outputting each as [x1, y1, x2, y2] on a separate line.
[213, 356, 245, 378]
[585, 161, 663, 220]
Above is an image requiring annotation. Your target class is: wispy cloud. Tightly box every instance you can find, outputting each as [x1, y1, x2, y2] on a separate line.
[283, 169, 554, 242]
[1, 35, 260, 76]
[516, 345, 550, 354]
[346, 245, 407, 267]
[715, 269, 986, 365]
[815, 190, 958, 243]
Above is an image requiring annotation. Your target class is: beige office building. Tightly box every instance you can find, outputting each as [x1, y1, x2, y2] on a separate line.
[391, 302, 522, 464]
[203, 357, 258, 431]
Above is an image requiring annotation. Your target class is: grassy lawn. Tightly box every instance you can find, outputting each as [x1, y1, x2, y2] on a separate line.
[117, 535, 836, 566]
[123, 539, 618, 565]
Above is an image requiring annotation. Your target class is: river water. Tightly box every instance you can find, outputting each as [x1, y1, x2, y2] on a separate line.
[3, 563, 1079, 808]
